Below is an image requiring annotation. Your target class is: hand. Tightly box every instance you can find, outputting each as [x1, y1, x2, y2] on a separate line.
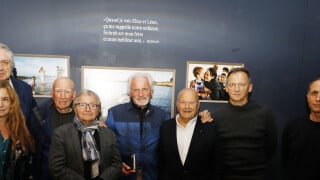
[199, 109, 213, 123]
[201, 93, 208, 99]
[98, 121, 107, 128]
[204, 87, 211, 93]
[122, 162, 135, 176]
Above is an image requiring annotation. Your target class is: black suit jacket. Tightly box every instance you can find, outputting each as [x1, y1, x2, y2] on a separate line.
[49, 123, 122, 180]
[158, 116, 217, 180]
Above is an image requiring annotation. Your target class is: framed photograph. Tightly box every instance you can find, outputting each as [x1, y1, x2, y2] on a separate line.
[186, 61, 244, 103]
[13, 54, 70, 97]
[82, 66, 176, 119]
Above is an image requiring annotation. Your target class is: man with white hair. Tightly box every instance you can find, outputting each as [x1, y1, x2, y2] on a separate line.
[0, 42, 37, 129]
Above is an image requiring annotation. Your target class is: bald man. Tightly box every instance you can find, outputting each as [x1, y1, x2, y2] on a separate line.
[158, 88, 217, 180]
[38, 77, 76, 180]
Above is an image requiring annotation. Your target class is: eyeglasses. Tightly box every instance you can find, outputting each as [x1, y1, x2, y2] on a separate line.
[227, 83, 248, 88]
[75, 103, 99, 109]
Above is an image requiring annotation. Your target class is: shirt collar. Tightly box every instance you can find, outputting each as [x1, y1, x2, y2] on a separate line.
[8, 78, 14, 89]
[175, 114, 197, 127]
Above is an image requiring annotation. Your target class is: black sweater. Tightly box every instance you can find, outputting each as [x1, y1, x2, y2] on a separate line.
[214, 101, 277, 180]
[282, 117, 320, 180]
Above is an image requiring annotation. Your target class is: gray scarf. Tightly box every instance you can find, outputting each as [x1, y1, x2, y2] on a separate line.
[73, 117, 100, 162]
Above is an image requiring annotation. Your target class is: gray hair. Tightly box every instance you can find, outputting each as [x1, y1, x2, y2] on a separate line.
[73, 89, 101, 118]
[127, 72, 154, 96]
[0, 43, 14, 70]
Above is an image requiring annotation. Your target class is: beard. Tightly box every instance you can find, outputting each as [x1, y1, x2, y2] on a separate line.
[132, 96, 150, 108]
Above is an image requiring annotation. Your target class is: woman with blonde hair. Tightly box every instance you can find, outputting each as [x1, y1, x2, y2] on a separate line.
[0, 80, 35, 179]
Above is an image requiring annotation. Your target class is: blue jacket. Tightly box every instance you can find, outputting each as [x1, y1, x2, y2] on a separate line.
[106, 100, 169, 180]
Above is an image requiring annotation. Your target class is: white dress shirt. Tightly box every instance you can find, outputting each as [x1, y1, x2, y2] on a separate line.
[176, 114, 197, 165]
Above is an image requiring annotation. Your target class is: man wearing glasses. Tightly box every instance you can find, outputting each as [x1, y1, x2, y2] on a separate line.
[214, 67, 277, 180]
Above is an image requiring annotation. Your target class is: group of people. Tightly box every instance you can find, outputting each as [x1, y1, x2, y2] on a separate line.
[189, 66, 228, 101]
[0, 43, 121, 180]
[0, 41, 319, 180]
[0, 42, 213, 180]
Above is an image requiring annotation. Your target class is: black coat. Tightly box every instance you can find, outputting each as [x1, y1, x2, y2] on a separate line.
[158, 116, 217, 180]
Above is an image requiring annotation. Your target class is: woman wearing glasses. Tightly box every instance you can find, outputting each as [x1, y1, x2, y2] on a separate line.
[49, 89, 121, 180]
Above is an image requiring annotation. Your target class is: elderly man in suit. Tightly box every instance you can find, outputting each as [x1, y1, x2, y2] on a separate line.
[0, 43, 38, 131]
[158, 88, 217, 180]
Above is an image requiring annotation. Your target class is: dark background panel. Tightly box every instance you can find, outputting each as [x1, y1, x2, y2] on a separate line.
[1, 0, 319, 179]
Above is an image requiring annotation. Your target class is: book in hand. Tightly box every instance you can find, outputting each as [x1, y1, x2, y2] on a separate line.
[126, 154, 136, 173]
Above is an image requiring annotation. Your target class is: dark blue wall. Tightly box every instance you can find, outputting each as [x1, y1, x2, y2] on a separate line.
[1, 0, 319, 179]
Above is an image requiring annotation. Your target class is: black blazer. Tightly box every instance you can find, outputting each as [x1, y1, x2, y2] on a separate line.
[48, 123, 122, 180]
[158, 116, 217, 180]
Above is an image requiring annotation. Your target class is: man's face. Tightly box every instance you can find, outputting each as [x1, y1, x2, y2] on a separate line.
[176, 89, 200, 121]
[52, 78, 76, 112]
[307, 80, 320, 114]
[0, 49, 12, 80]
[130, 76, 152, 108]
[226, 71, 253, 106]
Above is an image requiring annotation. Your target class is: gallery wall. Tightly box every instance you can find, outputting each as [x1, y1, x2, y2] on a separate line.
[1, 0, 319, 179]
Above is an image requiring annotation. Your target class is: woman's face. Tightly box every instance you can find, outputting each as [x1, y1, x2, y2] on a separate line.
[0, 88, 11, 119]
[74, 94, 100, 125]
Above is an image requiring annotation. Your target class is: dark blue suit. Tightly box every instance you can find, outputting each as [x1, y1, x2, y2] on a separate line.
[11, 76, 37, 126]
[158, 116, 217, 180]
